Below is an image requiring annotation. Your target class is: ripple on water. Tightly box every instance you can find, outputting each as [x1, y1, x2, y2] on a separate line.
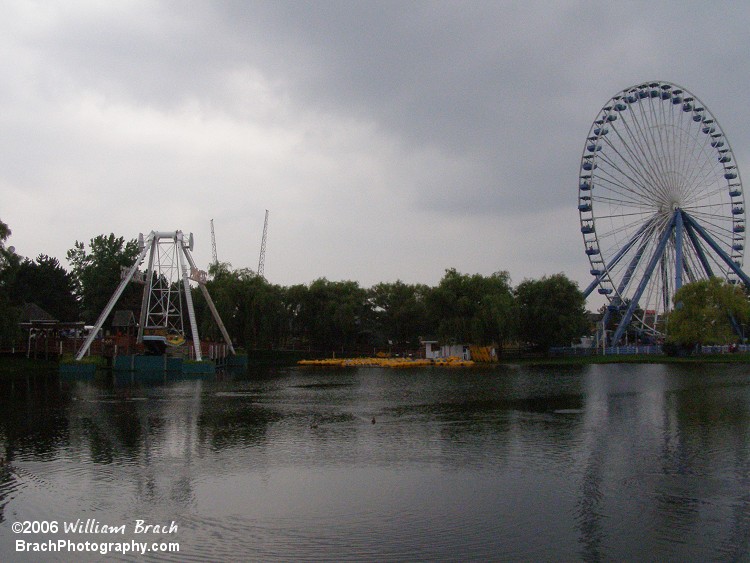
[2, 458, 103, 519]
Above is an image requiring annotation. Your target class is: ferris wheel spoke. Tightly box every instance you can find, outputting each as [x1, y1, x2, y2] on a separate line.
[681, 153, 723, 204]
[593, 159, 651, 197]
[630, 99, 673, 196]
[659, 97, 683, 181]
[595, 210, 661, 221]
[593, 172, 658, 208]
[597, 220, 658, 254]
[687, 211, 734, 240]
[629, 98, 679, 200]
[683, 185, 729, 206]
[593, 192, 655, 211]
[605, 119, 668, 202]
[686, 205, 733, 222]
[673, 114, 718, 203]
[599, 217, 652, 240]
[686, 204, 733, 219]
[606, 110, 669, 195]
[617, 102, 665, 184]
[599, 210, 653, 230]
[596, 137, 662, 203]
[598, 217, 658, 254]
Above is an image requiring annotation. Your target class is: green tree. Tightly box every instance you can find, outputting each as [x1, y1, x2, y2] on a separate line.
[369, 281, 430, 349]
[233, 274, 288, 349]
[0, 219, 21, 347]
[666, 277, 750, 346]
[283, 283, 309, 349]
[66, 234, 141, 325]
[426, 269, 473, 341]
[292, 278, 372, 353]
[208, 260, 234, 279]
[197, 266, 252, 346]
[0, 219, 11, 263]
[8, 255, 79, 321]
[515, 273, 588, 351]
[0, 288, 20, 348]
[425, 269, 516, 345]
[476, 284, 517, 347]
[196, 265, 291, 350]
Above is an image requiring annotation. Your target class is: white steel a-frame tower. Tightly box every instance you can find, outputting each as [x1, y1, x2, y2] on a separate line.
[75, 230, 235, 361]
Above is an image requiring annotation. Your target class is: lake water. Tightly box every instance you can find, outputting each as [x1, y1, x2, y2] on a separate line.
[0, 363, 749, 561]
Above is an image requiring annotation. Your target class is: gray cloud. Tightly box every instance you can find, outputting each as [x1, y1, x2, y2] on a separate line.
[2, 1, 749, 310]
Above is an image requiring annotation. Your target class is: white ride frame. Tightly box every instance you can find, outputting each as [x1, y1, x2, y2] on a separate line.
[75, 230, 234, 361]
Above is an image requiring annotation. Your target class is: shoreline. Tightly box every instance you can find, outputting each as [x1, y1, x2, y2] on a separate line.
[499, 353, 750, 366]
[2, 352, 750, 375]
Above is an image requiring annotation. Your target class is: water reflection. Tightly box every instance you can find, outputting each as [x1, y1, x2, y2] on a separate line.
[0, 364, 748, 561]
[572, 364, 750, 561]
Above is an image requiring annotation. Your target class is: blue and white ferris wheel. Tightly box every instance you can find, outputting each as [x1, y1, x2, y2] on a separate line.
[579, 81, 750, 344]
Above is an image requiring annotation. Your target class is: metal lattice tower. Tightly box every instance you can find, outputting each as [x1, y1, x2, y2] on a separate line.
[210, 219, 218, 267]
[257, 209, 269, 278]
[142, 235, 186, 338]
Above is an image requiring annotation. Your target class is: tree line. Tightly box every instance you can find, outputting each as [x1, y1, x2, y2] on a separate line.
[0, 222, 590, 354]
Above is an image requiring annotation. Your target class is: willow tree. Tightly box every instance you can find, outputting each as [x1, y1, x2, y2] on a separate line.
[425, 269, 516, 346]
[0, 219, 21, 347]
[515, 273, 588, 351]
[667, 278, 750, 346]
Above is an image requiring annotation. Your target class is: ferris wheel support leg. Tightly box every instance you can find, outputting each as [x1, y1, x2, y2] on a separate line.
[583, 277, 601, 299]
[582, 219, 654, 298]
[599, 307, 614, 346]
[583, 278, 600, 299]
[684, 221, 714, 278]
[601, 239, 653, 346]
[675, 211, 685, 291]
[729, 314, 744, 341]
[611, 216, 676, 345]
[682, 212, 750, 287]
[618, 234, 651, 294]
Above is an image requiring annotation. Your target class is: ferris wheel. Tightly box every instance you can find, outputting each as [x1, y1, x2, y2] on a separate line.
[578, 81, 750, 344]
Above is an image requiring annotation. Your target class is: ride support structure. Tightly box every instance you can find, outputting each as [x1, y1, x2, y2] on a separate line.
[75, 230, 235, 361]
[257, 209, 269, 279]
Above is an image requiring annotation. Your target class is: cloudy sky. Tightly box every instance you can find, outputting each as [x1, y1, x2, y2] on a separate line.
[2, 0, 749, 309]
